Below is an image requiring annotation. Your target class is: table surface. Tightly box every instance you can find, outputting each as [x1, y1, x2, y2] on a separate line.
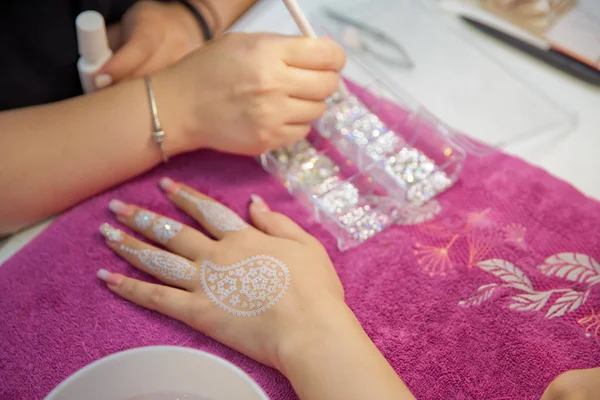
[1, 0, 598, 265]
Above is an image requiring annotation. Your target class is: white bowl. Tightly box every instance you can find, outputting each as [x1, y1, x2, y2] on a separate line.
[45, 346, 270, 400]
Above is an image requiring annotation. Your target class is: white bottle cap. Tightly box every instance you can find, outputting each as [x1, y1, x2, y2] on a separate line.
[76, 11, 110, 62]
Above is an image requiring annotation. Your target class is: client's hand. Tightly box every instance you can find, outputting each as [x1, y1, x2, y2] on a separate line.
[541, 367, 600, 400]
[98, 1, 205, 88]
[156, 32, 346, 156]
[97, 177, 413, 400]
[97, 177, 345, 368]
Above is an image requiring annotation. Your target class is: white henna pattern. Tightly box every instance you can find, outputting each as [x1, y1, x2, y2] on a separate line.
[120, 245, 196, 280]
[200, 255, 291, 317]
[152, 217, 183, 243]
[179, 191, 248, 232]
[134, 210, 157, 230]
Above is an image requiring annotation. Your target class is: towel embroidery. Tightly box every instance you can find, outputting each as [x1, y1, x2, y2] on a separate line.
[179, 191, 248, 232]
[579, 309, 600, 339]
[134, 210, 157, 230]
[152, 217, 183, 243]
[120, 245, 196, 281]
[460, 254, 600, 320]
[200, 255, 291, 317]
[407, 205, 599, 340]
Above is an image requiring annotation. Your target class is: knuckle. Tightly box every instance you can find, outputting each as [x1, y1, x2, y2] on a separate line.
[255, 127, 275, 149]
[122, 279, 138, 297]
[136, 32, 156, 55]
[250, 71, 279, 95]
[324, 73, 341, 97]
[148, 286, 165, 308]
[250, 98, 273, 121]
[321, 41, 345, 71]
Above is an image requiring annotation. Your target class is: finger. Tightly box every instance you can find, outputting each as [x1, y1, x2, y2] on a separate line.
[107, 200, 213, 260]
[99, 31, 156, 82]
[99, 223, 199, 290]
[282, 98, 328, 124]
[97, 268, 195, 324]
[280, 124, 312, 144]
[249, 195, 314, 244]
[285, 69, 340, 101]
[282, 37, 346, 71]
[129, 45, 184, 79]
[106, 23, 124, 51]
[158, 178, 252, 240]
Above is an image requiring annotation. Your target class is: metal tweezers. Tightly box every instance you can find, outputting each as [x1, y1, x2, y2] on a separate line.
[323, 8, 414, 68]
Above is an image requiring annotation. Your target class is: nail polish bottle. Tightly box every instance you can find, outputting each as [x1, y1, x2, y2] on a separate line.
[75, 10, 113, 94]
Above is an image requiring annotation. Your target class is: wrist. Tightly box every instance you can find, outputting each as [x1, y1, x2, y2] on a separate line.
[273, 302, 363, 376]
[151, 69, 198, 156]
[164, 0, 207, 45]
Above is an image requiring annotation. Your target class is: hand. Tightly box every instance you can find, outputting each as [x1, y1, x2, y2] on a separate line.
[155, 33, 346, 156]
[541, 368, 600, 400]
[97, 177, 347, 369]
[98, 1, 204, 88]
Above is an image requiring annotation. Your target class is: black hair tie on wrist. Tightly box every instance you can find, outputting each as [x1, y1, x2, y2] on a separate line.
[171, 0, 212, 41]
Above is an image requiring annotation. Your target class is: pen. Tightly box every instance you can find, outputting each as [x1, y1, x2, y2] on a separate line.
[461, 16, 600, 86]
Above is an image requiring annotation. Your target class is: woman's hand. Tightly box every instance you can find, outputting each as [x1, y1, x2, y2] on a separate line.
[97, 177, 346, 368]
[97, 177, 413, 399]
[541, 367, 600, 400]
[156, 33, 346, 156]
[99, 1, 205, 87]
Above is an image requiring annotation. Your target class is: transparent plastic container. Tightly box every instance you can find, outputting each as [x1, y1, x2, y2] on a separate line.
[259, 52, 466, 251]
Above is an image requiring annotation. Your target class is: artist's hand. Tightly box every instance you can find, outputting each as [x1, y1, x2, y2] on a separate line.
[97, 1, 205, 88]
[97, 177, 347, 369]
[156, 32, 345, 156]
[541, 367, 600, 400]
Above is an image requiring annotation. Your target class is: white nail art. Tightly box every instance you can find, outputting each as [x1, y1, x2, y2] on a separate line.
[179, 191, 248, 232]
[152, 217, 183, 243]
[134, 210, 157, 230]
[121, 245, 196, 280]
[100, 223, 123, 242]
[200, 255, 291, 317]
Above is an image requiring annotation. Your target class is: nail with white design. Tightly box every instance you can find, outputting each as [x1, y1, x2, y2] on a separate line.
[99, 222, 123, 242]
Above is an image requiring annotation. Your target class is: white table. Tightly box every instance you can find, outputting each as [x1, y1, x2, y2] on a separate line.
[1, 0, 598, 265]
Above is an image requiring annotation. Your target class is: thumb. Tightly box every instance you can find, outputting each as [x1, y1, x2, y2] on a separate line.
[249, 195, 313, 244]
[99, 30, 155, 84]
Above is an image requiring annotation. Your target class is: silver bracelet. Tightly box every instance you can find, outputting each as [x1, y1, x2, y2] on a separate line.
[144, 75, 168, 163]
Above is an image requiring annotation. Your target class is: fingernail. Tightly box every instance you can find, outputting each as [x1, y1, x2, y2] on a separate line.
[159, 177, 180, 195]
[251, 194, 270, 212]
[99, 222, 123, 242]
[94, 74, 112, 89]
[97, 269, 122, 286]
[108, 199, 135, 217]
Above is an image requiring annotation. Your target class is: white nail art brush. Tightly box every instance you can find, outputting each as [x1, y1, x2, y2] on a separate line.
[281, 0, 350, 97]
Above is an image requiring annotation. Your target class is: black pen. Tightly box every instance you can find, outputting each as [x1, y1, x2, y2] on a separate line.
[461, 16, 600, 86]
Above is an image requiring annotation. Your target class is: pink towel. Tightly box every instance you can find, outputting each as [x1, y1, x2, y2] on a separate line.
[1, 92, 600, 399]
